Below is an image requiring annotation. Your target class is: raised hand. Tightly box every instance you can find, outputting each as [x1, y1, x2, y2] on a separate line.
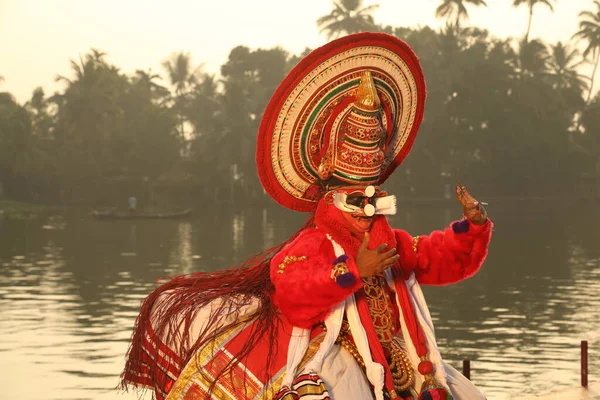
[455, 184, 488, 225]
[355, 232, 399, 278]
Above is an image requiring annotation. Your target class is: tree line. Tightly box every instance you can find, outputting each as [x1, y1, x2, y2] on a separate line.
[0, 0, 599, 207]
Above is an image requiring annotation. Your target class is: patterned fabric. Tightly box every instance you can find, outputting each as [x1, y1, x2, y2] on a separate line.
[121, 324, 182, 400]
[164, 324, 327, 400]
[292, 373, 331, 399]
[256, 32, 426, 212]
[274, 373, 331, 400]
[361, 275, 400, 344]
[273, 386, 299, 400]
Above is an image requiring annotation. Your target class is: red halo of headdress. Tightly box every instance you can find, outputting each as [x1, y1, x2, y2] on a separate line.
[256, 32, 426, 212]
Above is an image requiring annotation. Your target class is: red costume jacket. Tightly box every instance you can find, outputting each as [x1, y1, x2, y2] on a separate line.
[269, 201, 493, 397]
[271, 202, 493, 330]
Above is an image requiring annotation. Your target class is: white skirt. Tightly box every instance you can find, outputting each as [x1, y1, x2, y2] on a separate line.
[312, 344, 486, 400]
[154, 294, 485, 400]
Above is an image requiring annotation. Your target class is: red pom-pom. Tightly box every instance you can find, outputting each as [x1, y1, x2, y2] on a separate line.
[418, 360, 434, 375]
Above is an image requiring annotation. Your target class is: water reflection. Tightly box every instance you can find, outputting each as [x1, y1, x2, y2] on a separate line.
[170, 222, 193, 274]
[233, 212, 245, 259]
[262, 209, 275, 251]
[0, 201, 598, 399]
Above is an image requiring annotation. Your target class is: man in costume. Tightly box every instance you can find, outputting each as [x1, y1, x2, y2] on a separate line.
[121, 33, 492, 400]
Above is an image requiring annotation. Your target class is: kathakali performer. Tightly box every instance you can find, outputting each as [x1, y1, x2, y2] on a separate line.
[121, 32, 493, 400]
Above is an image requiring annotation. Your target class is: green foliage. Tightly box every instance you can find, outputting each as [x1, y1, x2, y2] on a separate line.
[3, 50, 181, 203]
[0, 93, 34, 198]
[391, 26, 591, 197]
[579, 94, 600, 174]
[187, 46, 290, 201]
[573, 0, 600, 102]
[1, 3, 600, 205]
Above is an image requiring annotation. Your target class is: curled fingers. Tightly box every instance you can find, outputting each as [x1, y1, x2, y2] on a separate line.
[377, 254, 399, 274]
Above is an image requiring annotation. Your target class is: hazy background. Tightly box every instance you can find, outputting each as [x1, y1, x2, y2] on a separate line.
[1, 0, 599, 207]
[1, 0, 599, 103]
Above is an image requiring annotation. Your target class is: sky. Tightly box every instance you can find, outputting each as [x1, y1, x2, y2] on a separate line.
[1, 0, 599, 103]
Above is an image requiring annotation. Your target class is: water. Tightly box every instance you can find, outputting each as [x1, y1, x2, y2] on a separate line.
[0, 200, 598, 399]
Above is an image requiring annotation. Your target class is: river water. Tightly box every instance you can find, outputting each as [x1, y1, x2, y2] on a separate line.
[0, 199, 598, 399]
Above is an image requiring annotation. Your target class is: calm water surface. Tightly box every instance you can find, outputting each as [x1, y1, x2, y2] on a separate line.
[1, 200, 598, 400]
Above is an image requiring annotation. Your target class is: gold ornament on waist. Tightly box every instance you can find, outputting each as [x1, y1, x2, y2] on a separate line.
[320, 320, 366, 370]
[338, 335, 365, 370]
[388, 337, 414, 392]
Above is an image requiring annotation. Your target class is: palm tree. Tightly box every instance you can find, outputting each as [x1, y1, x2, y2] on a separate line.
[161, 52, 203, 142]
[317, 0, 379, 39]
[0, 91, 46, 197]
[53, 49, 115, 143]
[547, 42, 589, 94]
[132, 69, 170, 103]
[573, 0, 600, 103]
[512, 0, 555, 43]
[435, 0, 487, 31]
[547, 42, 589, 148]
[25, 87, 54, 139]
[161, 52, 201, 97]
[508, 39, 560, 121]
[56, 49, 110, 85]
[513, 38, 550, 79]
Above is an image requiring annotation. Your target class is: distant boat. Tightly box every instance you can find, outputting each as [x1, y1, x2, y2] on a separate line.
[91, 208, 192, 220]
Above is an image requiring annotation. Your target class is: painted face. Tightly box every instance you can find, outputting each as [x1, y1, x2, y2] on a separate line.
[339, 207, 376, 238]
[332, 187, 379, 237]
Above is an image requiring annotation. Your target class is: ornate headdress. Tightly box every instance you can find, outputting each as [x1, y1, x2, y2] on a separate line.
[257, 33, 426, 211]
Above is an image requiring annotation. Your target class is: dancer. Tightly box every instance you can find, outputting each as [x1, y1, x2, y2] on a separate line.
[121, 32, 492, 400]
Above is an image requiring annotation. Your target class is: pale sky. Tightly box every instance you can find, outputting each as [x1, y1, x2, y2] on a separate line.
[1, 0, 598, 103]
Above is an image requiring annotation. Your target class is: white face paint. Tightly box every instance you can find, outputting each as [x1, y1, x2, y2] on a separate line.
[331, 185, 397, 216]
[373, 196, 397, 215]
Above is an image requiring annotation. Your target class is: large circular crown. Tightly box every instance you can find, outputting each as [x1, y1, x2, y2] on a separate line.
[256, 32, 426, 212]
